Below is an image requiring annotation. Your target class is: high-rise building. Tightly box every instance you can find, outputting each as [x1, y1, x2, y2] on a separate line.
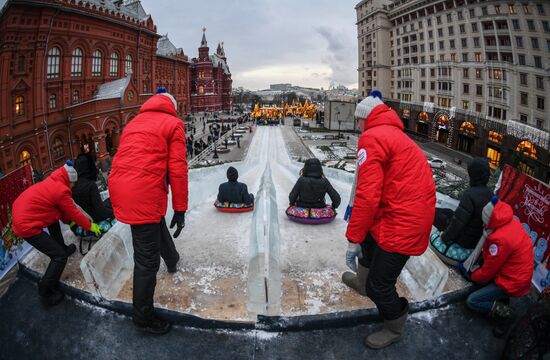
[356, 0, 550, 181]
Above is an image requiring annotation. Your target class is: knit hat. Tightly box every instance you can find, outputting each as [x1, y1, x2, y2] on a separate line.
[64, 160, 78, 183]
[355, 90, 384, 120]
[156, 87, 177, 112]
[227, 166, 238, 181]
[482, 196, 499, 226]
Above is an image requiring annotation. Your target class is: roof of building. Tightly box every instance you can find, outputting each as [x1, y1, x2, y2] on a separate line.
[157, 34, 184, 57]
[93, 75, 131, 100]
[210, 54, 230, 75]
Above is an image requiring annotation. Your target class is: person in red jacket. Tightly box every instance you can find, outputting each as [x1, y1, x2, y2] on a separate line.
[12, 161, 101, 306]
[342, 90, 436, 349]
[459, 197, 534, 334]
[109, 87, 188, 335]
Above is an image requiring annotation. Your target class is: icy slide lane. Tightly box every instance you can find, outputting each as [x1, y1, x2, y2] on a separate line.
[24, 125, 455, 322]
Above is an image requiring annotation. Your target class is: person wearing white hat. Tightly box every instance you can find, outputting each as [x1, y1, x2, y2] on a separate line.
[343, 90, 436, 349]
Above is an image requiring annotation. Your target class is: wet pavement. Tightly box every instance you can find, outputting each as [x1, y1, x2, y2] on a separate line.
[0, 276, 527, 360]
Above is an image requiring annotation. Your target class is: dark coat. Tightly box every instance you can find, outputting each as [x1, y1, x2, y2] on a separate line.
[289, 159, 341, 209]
[72, 154, 115, 222]
[442, 158, 493, 249]
[217, 167, 254, 205]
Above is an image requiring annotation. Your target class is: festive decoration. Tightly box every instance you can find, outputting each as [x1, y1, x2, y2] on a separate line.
[507, 120, 550, 151]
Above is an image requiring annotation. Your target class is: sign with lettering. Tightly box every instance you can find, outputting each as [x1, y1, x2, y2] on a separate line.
[499, 165, 550, 292]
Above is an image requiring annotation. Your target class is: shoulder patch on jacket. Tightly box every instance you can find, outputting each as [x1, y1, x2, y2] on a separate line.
[357, 148, 367, 167]
[489, 243, 498, 256]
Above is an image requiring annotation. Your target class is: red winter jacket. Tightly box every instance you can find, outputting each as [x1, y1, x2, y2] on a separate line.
[471, 201, 534, 297]
[109, 95, 188, 225]
[345, 104, 436, 256]
[12, 166, 92, 238]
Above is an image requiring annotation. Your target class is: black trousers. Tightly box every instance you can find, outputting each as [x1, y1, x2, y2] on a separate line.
[130, 217, 180, 322]
[358, 234, 410, 320]
[25, 221, 69, 296]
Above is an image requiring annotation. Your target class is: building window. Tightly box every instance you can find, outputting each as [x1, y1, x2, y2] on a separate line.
[476, 85, 483, 96]
[519, 73, 527, 86]
[92, 50, 102, 76]
[451, 53, 456, 62]
[475, 53, 482, 62]
[463, 100, 469, 109]
[462, 53, 468, 63]
[461, 38, 468, 48]
[15, 96, 24, 116]
[512, 19, 520, 31]
[518, 54, 526, 65]
[125, 54, 133, 75]
[71, 48, 83, 77]
[421, 81, 426, 89]
[436, 16, 441, 25]
[450, 39, 455, 49]
[472, 23, 478, 32]
[430, 81, 435, 90]
[536, 118, 544, 129]
[457, 10, 463, 20]
[537, 4, 546, 15]
[520, 92, 528, 106]
[523, 4, 530, 14]
[536, 76, 544, 89]
[463, 83, 469, 94]
[516, 37, 523, 48]
[72, 90, 79, 104]
[482, 6, 488, 16]
[534, 56, 542, 68]
[543, 21, 550, 32]
[19, 150, 31, 166]
[18, 55, 25, 72]
[438, 28, 443, 37]
[475, 69, 482, 79]
[509, 5, 517, 14]
[537, 96, 545, 110]
[463, 68, 469, 78]
[53, 137, 65, 160]
[469, 8, 475, 18]
[448, 26, 454, 36]
[519, 114, 528, 123]
[421, 68, 425, 77]
[446, 13, 452, 22]
[494, 5, 501, 14]
[47, 47, 60, 79]
[475, 103, 482, 112]
[473, 37, 480, 47]
[531, 38, 540, 49]
[110, 52, 119, 77]
[527, 20, 535, 31]
[49, 94, 56, 109]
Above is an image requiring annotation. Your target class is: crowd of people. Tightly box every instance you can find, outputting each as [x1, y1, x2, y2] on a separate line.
[10, 88, 537, 351]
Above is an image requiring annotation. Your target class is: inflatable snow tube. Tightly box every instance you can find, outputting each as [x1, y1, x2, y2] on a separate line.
[214, 200, 254, 213]
[285, 205, 336, 224]
[70, 218, 117, 255]
[429, 230, 473, 267]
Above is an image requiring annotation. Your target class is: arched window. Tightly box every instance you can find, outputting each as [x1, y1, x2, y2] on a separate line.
[19, 150, 31, 165]
[516, 140, 537, 159]
[49, 94, 56, 110]
[487, 130, 503, 144]
[198, 85, 204, 95]
[110, 52, 119, 77]
[92, 50, 102, 77]
[15, 96, 24, 116]
[125, 54, 133, 75]
[71, 48, 83, 77]
[418, 111, 429, 122]
[47, 47, 61, 79]
[72, 89, 80, 104]
[53, 137, 65, 160]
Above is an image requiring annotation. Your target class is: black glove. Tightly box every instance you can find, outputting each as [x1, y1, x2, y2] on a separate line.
[170, 211, 186, 238]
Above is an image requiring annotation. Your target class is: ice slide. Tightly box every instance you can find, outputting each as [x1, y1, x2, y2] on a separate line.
[79, 126, 451, 320]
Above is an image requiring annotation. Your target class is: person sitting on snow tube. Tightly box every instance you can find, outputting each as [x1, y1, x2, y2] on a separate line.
[287, 158, 341, 224]
[430, 158, 493, 265]
[215, 166, 254, 211]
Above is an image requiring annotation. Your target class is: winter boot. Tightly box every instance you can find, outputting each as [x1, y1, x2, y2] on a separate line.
[38, 284, 65, 307]
[364, 312, 408, 349]
[133, 313, 172, 335]
[167, 253, 180, 274]
[342, 264, 369, 296]
[490, 301, 516, 338]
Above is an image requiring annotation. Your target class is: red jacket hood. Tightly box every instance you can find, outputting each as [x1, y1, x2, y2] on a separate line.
[365, 104, 404, 131]
[487, 201, 514, 230]
[140, 94, 177, 116]
[49, 166, 71, 187]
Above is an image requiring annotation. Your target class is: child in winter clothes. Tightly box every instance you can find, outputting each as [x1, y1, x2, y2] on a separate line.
[460, 197, 534, 333]
[217, 166, 254, 206]
[289, 158, 341, 210]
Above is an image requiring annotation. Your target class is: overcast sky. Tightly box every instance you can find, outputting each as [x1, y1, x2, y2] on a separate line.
[141, 0, 359, 91]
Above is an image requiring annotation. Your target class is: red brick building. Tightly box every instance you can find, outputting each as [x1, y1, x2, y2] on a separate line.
[190, 29, 232, 112]
[0, 0, 192, 176]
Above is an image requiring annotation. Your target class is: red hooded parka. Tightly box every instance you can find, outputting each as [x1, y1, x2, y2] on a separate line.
[12, 166, 92, 238]
[108, 94, 188, 225]
[471, 201, 534, 297]
[345, 104, 436, 256]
